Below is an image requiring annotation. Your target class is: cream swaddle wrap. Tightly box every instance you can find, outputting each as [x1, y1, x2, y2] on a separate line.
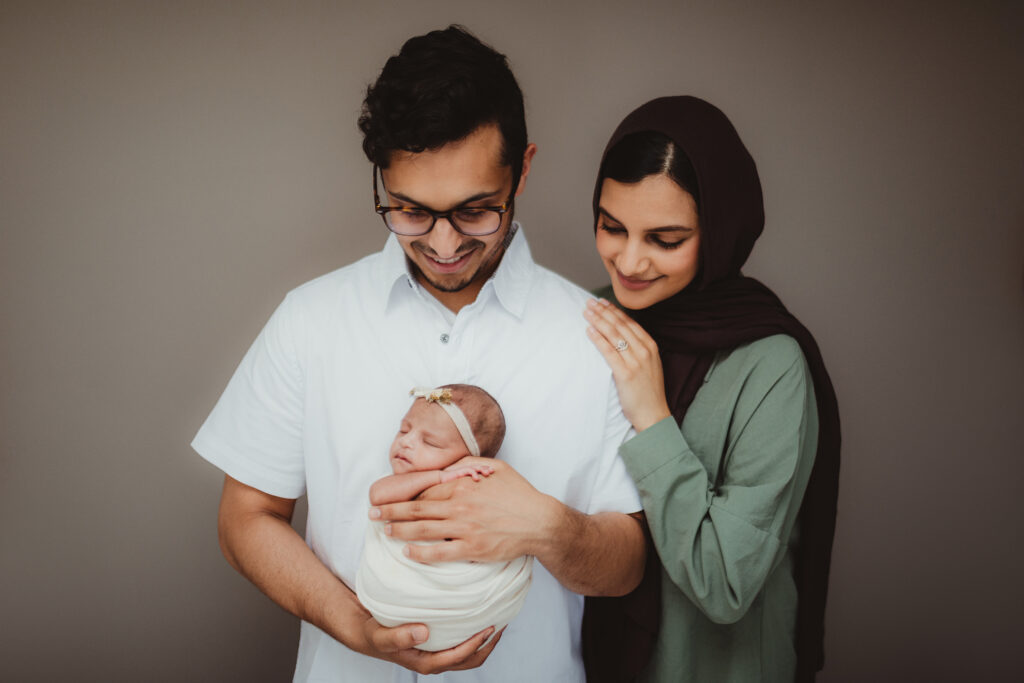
[356, 522, 533, 651]
[354, 386, 533, 651]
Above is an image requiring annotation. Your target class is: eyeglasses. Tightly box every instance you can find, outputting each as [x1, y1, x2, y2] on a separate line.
[372, 164, 516, 236]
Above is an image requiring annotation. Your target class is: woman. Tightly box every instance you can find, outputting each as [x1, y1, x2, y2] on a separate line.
[580, 96, 840, 682]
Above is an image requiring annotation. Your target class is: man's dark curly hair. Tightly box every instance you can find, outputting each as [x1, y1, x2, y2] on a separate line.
[359, 25, 527, 182]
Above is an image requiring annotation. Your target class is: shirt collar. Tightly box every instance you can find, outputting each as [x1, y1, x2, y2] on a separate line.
[488, 223, 533, 319]
[376, 222, 535, 319]
[377, 232, 415, 308]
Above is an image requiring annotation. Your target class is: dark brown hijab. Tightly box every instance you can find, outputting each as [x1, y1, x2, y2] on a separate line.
[582, 96, 841, 682]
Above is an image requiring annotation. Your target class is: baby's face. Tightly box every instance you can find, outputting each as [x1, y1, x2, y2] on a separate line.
[389, 399, 468, 474]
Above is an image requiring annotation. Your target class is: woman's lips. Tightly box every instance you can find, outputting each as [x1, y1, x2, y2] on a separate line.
[616, 270, 660, 291]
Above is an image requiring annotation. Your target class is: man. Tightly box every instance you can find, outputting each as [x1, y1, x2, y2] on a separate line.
[193, 25, 645, 682]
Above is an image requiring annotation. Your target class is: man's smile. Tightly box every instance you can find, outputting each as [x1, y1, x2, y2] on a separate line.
[415, 244, 480, 274]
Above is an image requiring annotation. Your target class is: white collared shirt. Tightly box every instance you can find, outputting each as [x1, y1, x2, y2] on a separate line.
[192, 225, 641, 683]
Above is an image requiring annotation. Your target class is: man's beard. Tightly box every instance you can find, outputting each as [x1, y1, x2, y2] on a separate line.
[408, 259, 478, 293]
[408, 222, 516, 293]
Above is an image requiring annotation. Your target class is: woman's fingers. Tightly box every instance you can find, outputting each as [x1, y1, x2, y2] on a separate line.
[584, 298, 671, 432]
[585, 325, 628, 372]
[593, 299, 659, 353]
[584, 300, 641, 356]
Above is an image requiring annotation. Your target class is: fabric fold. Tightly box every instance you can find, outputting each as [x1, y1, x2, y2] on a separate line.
[355, 521, 533, 652]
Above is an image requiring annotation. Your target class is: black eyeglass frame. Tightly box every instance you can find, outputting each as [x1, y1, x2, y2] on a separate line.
[372, 163, 519, 237]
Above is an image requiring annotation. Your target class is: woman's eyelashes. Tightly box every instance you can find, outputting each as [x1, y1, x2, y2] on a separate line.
[651, 236, 686, 249]
[599, 223, 687, 250]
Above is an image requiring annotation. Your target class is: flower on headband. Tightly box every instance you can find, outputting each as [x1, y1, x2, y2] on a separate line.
[409, 387, 453, 404]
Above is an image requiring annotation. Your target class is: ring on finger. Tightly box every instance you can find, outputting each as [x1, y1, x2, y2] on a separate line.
[615, 339, 629, 352]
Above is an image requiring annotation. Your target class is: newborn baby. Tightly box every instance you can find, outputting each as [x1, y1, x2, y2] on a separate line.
[355, 384, 533, 652]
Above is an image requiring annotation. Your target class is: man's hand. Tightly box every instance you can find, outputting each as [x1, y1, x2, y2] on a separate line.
[368, 459, 646, 597]
[357, 618, 504, 675]
[371, 457, 556, 564]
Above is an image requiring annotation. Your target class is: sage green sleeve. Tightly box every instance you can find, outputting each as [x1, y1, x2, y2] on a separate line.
[619, 346, 817, 625]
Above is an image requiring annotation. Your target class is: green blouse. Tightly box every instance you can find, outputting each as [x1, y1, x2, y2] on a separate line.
[617, 329, 819, 682]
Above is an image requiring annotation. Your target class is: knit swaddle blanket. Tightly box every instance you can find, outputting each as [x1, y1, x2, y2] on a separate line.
[355, 520, 533, 651]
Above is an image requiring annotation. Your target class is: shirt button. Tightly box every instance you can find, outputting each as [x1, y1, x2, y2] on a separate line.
[440, 333, 450, 344]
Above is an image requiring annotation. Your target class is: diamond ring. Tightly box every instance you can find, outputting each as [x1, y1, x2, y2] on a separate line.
[615, 339, 629, 352]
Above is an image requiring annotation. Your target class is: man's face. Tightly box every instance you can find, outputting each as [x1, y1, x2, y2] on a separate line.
[379, 124, 533, 310]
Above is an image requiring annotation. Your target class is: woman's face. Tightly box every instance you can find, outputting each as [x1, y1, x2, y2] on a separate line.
[595, 174, 701, 310]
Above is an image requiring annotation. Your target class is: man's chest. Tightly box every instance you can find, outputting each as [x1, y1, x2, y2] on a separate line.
[303, 300, 611, 489]
[298, 294, 617, 573]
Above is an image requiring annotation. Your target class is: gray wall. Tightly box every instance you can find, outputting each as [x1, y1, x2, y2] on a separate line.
[2, 2, 1022, 681]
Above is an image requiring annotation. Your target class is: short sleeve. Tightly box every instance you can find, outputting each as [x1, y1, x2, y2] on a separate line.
[585, 375, 643, 515]
[191, 294, 307, 498]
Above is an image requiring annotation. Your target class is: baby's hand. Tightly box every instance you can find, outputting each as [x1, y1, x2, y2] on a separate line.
[439, 464, 494, 483]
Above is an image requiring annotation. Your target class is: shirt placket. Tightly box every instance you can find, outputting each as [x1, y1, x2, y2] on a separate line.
[451, 280, 497, 381]
[436, 316, 459, 380]
[446, 307, 477, 382]
[403, 276, 463, 383]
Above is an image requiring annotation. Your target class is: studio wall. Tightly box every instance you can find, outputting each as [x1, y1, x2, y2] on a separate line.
[2, 2, 1022, 680]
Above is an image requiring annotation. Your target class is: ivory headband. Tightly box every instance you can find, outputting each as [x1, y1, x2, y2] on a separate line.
[409, 387, 481, 458]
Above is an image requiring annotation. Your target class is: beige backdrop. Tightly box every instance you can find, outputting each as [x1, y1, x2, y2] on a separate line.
[2, 1, 1022, 681]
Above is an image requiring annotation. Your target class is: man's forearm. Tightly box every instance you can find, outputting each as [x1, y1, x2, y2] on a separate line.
[531, 496, 646, 597]
[218, 492, 370, 649]
[217, 475, 504, 674]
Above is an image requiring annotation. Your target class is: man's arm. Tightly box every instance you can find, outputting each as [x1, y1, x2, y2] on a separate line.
[371, 459, 645, 597]
[217, 474, 502, 674]
[530, 498, 646, 597]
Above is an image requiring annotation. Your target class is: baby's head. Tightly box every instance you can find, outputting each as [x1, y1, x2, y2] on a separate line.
[389, 384, 506, 474]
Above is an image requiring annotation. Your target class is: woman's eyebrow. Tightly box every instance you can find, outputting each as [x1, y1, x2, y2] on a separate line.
[598, 207, 695, 233]
[598, 206, 624, 225]
[646, 226, 696, 234]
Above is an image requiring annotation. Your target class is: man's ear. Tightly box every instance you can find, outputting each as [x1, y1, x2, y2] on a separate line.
[514, 143, 538, 198]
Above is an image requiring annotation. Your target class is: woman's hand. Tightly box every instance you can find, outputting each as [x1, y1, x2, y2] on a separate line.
[584, 298, 672, 431]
